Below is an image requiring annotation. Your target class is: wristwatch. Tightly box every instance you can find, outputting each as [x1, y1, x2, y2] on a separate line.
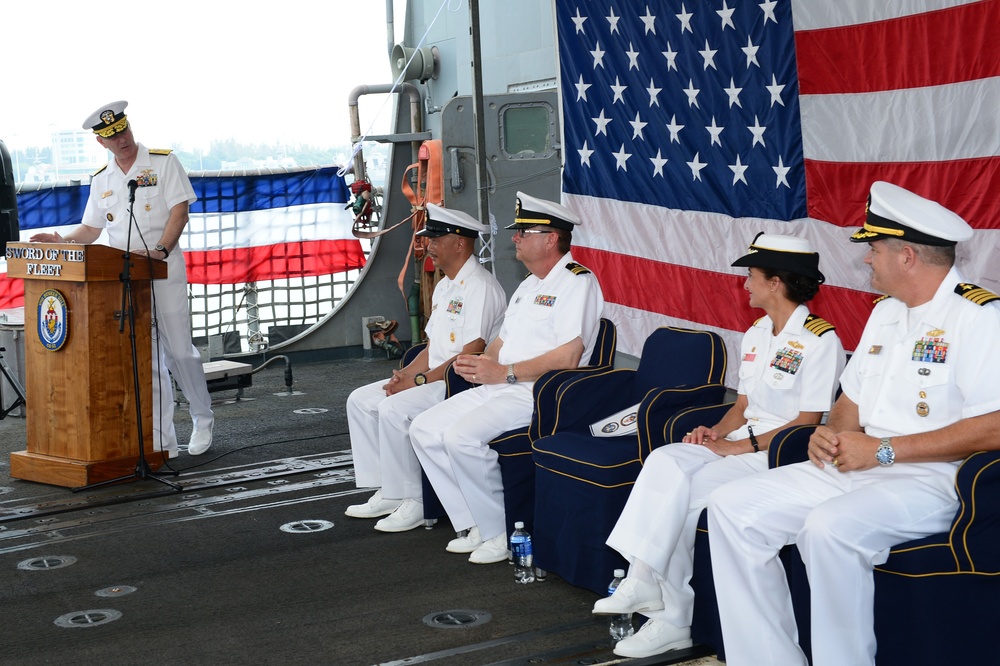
[154, 243, 170, 258]
[414, 373, 427, 386]
[876, 437, 895, 467]
[506, 364, 518, 384]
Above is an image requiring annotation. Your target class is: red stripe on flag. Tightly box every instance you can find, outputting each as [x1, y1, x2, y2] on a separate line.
[796, 2, 1000, 94]
[185, 240, 367, 285]
[805, 157, 1000, 230]
[573, 246, 875, 351]
[0, 276, 24, 309]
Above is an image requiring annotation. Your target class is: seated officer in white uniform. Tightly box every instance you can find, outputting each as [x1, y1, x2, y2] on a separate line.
[344, 204, 505, 532]
[30, 100, 214, 458]
[708, 181, 1000, 666]
[409, 191, 604, 565]
[594, 234, 845, 659]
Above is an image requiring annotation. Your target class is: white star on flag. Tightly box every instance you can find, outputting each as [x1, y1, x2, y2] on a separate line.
[767, 74, 786, 107]
[699, 40, 718, 70]
[613, 144, 632, 171]
[687, 152, 707, 181]
[591, 43, 606, 68]
[611, 77, 628, 104]
[729, 154, 749, 185]
[631, 112, 648, 140]
[717, 1, 736, 30]
[592, 109, 612, 136]
[640, 7, 656, 35]
[647, 78, 662, 107]
[607, 7, 620, 34]
[650, 149, 668, 177]
[676, 3, 693, 34]
[706, 117, 724, 146]
[662, 42, 678, 71]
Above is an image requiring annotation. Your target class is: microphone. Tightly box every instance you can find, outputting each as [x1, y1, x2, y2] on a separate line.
[127, 179, 138, 203]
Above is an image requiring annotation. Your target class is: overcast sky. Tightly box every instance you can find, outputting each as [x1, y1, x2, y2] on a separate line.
[2, 1, 403, 151]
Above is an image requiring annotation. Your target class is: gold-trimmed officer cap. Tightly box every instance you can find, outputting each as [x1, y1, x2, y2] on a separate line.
[731, 232, 825, 283]
[506, 191, 581, 231]
[850, 181, 973, 247]
[417, 203, 489, 238]
[83, 100, 130, 138]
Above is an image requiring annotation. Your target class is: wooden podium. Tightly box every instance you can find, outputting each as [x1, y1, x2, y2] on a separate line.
[5, 242, 168, 487]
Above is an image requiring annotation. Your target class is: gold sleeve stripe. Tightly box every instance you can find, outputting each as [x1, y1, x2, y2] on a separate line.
[955, 283, 1000, 306]
[804, 314, 836, 337]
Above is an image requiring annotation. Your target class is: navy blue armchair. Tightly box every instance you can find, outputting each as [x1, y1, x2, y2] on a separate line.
[530, 327, 728, 594]
[686, 419, 1000, 665]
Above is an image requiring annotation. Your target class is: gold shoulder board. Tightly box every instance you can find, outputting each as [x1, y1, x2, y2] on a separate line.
[873, 294, 891, 305]
[565, 262, 591, 275]
[149, 148, 173, 155]
[91, 164, 108, 176]
[955, 283, 1000, 306]
[804, 314, 836, 337]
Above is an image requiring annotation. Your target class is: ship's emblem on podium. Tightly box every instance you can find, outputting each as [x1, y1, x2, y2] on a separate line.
[37, 289, 68, 351]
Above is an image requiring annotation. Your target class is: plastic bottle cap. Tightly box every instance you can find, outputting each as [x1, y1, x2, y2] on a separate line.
[614, 569, 625, 577]
[514, 521, 525, 529]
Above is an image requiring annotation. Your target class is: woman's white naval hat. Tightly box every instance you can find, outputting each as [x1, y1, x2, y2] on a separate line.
[506, 191, 581, 231]
[417, 203, 489, 238]
[850, 181, 973, 247]
[83, 100, 130, 138]
[731, 232, 826, 283]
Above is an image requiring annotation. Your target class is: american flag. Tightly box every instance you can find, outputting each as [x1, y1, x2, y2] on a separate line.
[557, 0, 1000, 372]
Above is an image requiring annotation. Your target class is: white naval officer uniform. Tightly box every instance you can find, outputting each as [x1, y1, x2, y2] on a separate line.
[409, 251, 604, 541]
[80, 143, 213, 456]
[346, 254, 506, 500]
[606, 304, 844, 629]
[708, 266, 1000, 666]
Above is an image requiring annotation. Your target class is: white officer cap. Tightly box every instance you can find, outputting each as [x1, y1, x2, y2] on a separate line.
[731, 233, 825, 283]
[417, 203, 488, 238]
[507, 191, 581, 231]
[850, 181, 973, 247]
[83, 100, 130, 138]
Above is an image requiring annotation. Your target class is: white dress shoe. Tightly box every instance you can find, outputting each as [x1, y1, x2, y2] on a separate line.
[188, 424, 214, 456]
[592, 577, 665, 615]
[374, 498, 424, 532]
[613, 619, 692, 658]
[446, 526, 483, 553]
[469, 533, 510, 564]
[345, 489, 400, 518]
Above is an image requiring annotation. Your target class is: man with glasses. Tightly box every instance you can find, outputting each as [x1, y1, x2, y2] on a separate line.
[344, 204, 505, 532]
[410, 191, 605, 564]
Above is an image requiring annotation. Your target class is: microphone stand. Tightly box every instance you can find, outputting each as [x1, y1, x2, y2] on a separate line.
[75, 180, 181, 493]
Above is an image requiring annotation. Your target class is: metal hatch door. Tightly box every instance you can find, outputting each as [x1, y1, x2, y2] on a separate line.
[439, 91, 562, 292]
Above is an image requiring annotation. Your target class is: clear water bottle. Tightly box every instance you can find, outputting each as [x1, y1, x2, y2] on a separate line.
[510, 521, 534, 584]
[608, 569, 634, 640]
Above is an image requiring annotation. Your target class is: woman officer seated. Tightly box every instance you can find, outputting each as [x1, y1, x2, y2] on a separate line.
[593, 233, 846, 659]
